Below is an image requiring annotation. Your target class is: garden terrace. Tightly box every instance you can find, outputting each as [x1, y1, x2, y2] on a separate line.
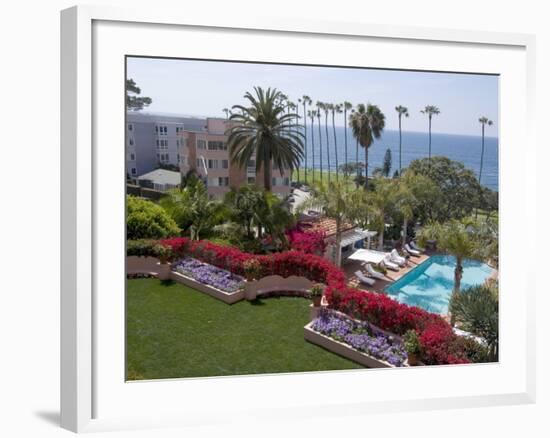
[160, 237, 473, 365]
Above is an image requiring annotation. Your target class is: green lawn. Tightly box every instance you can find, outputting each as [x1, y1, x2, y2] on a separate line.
[127, 278, 363, 380]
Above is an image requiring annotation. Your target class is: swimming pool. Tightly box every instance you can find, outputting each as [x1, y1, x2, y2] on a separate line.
[385, 255, 495, 314]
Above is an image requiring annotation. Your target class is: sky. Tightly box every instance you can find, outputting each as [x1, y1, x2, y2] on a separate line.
[126, 57, 499, 137]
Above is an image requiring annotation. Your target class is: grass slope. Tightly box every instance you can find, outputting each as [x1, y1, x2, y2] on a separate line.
[127, 278, 363, 379]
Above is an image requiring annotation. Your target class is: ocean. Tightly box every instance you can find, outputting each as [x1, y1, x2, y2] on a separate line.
[300, 127, 499, 191]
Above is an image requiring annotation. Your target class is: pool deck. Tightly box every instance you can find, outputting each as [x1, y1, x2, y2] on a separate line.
[343, 251, 432, 294]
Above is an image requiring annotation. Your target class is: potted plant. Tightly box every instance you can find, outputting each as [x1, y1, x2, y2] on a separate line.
[403, 329, 421, 366]
[310, 283, 324, 307]
[243, 258, 262, 282]
[154, 244, 173, 280]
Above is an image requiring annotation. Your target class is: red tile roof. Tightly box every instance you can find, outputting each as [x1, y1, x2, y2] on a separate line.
[300, 216, 356, 238]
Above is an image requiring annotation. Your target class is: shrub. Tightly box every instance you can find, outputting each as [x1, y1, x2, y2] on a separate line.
[286, 226, 327, 255]
[243, 259, 263, 281]
[127, 239, 173, 261]
[403, 330, 420, 354]
[127, 195, 180, 240]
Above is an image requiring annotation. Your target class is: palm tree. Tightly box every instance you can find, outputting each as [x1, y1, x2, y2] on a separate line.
[299, 95, 312, 183]
[369, 177, 397, 250]
[349, 103, 386, 189]
[332, 104, 342, 181]
[478, 117, 493, 184]
[420, 105, 440, 163]
[343, 102, 353, 175]
[418, 219, 483, 325]
[449, 283, 499, 360]
[395, 105, 409, 175]
[321, 102, 331, 183]
[222, 108, 231, 119]
[299, 180, 356, 267]
[160, 180, 227, 240]
[308, 109, 316, 182]
[226, 87, 304, 192]
[316, 103, 323, 183]
[224, 185, 264, 239]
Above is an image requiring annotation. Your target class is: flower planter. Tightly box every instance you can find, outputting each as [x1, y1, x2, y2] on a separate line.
[170, 271, 244, 304]
[304, 311, 408, 368]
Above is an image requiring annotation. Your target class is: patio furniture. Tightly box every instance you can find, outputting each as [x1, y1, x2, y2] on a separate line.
[410, 241, 425, 252]
[404, 243, 421, 257]
[354, 270, 376, 286]
[382, 256, 400, 271]
[390, 249, 407, 267]
[366, 263, 386, 280]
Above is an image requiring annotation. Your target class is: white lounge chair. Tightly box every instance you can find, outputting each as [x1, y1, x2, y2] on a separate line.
[354, 270, 376, 286]
[366, 263, 386, 280]
[382, 256, 400, 271]
[404, 243, 421, 257]
[410, 241, 425, 253]
[390, 249, 407, 267]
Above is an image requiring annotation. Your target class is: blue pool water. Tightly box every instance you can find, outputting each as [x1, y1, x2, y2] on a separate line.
[385, 255, 495, 314]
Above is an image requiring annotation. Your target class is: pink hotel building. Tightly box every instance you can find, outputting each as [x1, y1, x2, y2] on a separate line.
[179, 118, 291, 199]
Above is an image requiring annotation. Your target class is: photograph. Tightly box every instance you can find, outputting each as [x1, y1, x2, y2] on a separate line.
[125, 56, 499, 380]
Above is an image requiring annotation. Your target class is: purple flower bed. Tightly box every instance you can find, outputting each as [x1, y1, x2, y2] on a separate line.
[311, 310, 407, 367]
[173, 257, 245, 293]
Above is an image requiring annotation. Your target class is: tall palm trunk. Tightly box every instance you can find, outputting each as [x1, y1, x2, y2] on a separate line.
[478, 123, 485, 183]
[428, 115, 432, 163]
[262, 150, 272, 192]
[332, 111, 339, 181]
[378, 215, 384, 250]
[344, 109, 348, 175]
[402, 217, 408, 247]
[310, 115, 316, 182]
[318, 115, 323, 184]
[335, 219, 343, 267]
[303, 103, 308, 184]
[364, 144, 369, 189]
[399, 113, 401, 176]
[325, 112, 331, 184]
[450, 256, 464, 326]
[355, 139, 360, 187]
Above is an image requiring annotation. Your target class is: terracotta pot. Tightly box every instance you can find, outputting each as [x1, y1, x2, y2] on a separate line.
[407, 352, 419, 366]
[312, 295, 322, 307]
[156, 262, 172, 281]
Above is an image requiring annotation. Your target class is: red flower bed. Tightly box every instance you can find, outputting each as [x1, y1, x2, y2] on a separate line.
[286, 225, 327, 256]
[160, 237, 470, 365]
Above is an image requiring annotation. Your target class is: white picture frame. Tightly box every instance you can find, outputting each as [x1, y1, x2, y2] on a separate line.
[60, 4, 536, 433]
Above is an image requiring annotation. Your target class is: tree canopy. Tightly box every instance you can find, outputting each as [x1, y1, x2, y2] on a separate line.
[407, 156, 485, 222]
[126, 195, 180, 240]
[126, 78, 152, 111]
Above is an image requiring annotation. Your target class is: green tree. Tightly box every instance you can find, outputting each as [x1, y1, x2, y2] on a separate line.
[350, 103, 386, 188]
[420, 105, 440, 163]
[418, 219, 484, 324]
[395, 105, 409, 175]
[316, 104, 324, 182]
[159, 180, 227, 240]
[126, 195, 179, 240]
[126, 79, 152, 111]
[299, 180, 357, 267]
[407, 156, 483, 222]
[368, 178, 398, 250]
[394, 171, 440, 246]
[321, 102, 332, 183]
[449, 284, 498, 361]
[224, 185, 264, 239]
[226, 87, 304, 191]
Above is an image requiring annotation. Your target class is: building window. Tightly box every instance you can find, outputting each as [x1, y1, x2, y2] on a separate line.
[156, 125, 168, 135]
[272, 177, 289, 186]
[176, 126, 184, 134]
[220, 177, 229, 187]
[197, 140, 206, 150]
[127, 123, 133, 131]
[222, 160, 229, 169]
[156, 139, 168, 149]
[177, 154, 180, 163]
[129, 138, 134, 146]
[131, 167, 137, 175]
[247, 177, 256, 184]
[208, 159, 219, 169]
[130, 153, 135, 161]
[208, 141, 226, 151]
